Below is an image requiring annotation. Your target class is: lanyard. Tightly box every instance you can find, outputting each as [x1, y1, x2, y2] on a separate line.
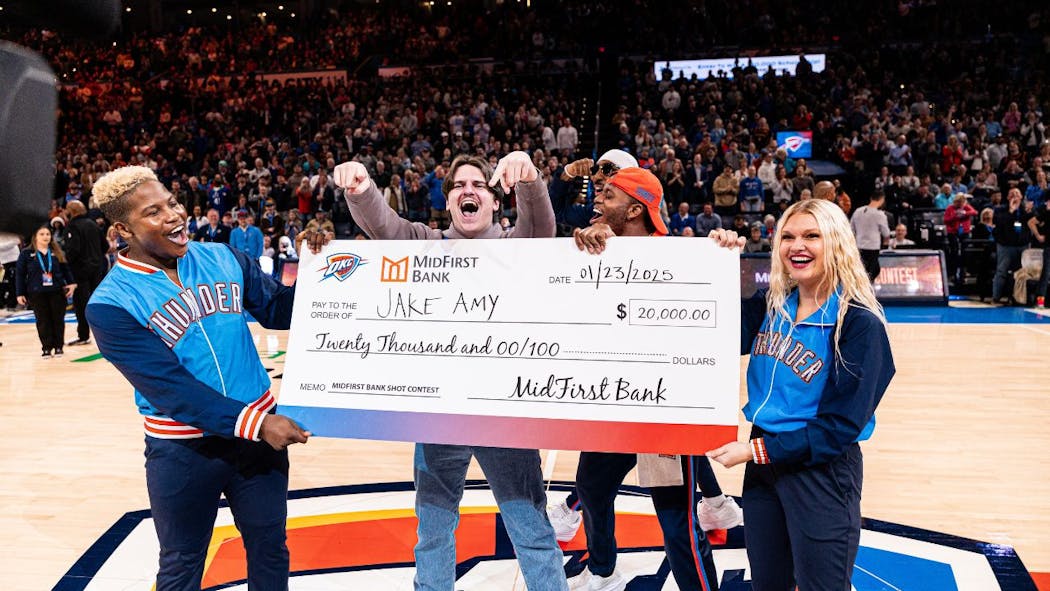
[35, 249, 52, 273]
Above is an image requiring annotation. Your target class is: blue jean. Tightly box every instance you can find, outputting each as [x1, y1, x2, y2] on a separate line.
[740, 197, 764, 213]
[742, 440, 863, 591]
[992, 243, 1025, 300]
[413, 443, 568, 591]
[145, 436, 290, 591]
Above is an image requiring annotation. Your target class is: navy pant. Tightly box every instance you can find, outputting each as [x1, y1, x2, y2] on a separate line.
[144, 436, 290, 591]
[575, 452, 719, 591]
[27, 291, 67, 352]
[742, 440, 863, 591]
[562, 455, 722, 509]
[71, 270, 102, 341]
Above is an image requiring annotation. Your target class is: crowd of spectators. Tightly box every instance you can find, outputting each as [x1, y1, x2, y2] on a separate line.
[602, 32, 1050, 302]
[3, 0, 1050, 303]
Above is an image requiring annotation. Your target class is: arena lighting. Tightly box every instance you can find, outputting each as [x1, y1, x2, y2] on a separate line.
[226, 14, 231, 19]
[186, 8, 192, 14]
[211, 7, 216, 12]
[278, 4, 284, 9]
[125, 6, 130, 11]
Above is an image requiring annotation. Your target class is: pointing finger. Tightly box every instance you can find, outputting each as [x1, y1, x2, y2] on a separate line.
[489, 158, 507, 188]
[507, 162, 521, 191]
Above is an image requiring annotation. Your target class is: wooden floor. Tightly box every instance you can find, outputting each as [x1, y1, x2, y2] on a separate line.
[1, 316, 1048, 590]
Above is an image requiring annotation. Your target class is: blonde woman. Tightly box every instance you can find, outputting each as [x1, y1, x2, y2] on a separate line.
[708, 199, 896, 591]
[15, 225, 77, 357]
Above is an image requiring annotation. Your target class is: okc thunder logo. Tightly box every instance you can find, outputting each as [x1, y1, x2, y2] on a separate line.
[318, 253, 366, 282]
[779, 135, 810, 153]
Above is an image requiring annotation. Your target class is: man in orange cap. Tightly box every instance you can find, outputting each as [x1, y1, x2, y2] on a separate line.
[567, 167, 731, 591]
[574, 166, 669, 250]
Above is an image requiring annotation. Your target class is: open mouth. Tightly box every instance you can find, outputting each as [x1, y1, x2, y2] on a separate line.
[590, 206, 604, 224]
[166, 225, 189, 246]
[789, 255, 814, 269]
[459, 197, 481, 219]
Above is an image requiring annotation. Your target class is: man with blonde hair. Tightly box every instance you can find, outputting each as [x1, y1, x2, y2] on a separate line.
[86, 166, 310, 590]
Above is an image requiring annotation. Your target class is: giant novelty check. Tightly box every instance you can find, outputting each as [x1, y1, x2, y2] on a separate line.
[278, 237, 740, 453]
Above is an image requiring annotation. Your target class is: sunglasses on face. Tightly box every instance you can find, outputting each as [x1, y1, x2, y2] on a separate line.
[590, 162, 619, 176]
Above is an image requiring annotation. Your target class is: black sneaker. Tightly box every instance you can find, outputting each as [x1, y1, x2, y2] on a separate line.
[41, 350, 52, 358]
[67, 338, 92, 346]
[54, 349, 64, 358]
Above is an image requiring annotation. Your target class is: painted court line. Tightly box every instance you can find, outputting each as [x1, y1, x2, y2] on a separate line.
[1021, 324, 1050, 337]
[853, 564, 904, 591]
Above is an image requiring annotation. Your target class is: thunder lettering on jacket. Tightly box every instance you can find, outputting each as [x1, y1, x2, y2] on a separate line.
[750, 329, 825, 384]
[148, 282, 243, 347]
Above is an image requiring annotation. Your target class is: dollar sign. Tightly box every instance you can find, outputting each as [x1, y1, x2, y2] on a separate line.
[616, 303, 627, 320]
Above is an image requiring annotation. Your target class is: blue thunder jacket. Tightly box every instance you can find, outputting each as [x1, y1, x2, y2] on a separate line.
[741, 289, 895, 466]
[86, 242, 295, 441]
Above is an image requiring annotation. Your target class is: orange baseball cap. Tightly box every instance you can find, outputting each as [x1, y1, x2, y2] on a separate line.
[607, 167, 668, 236]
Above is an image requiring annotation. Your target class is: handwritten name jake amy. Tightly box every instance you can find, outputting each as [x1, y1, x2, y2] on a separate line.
[310, 288, 499, 321]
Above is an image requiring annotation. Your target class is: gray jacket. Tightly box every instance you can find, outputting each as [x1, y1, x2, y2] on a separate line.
[345, 179, 555, 240]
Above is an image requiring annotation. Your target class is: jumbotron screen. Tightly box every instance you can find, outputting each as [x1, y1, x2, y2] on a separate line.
[740, 251, 948, 304]
[655, 54, 826, 81]
[775, 131, 813, 158]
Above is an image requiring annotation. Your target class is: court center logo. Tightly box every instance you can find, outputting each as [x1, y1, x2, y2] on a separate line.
[381, 256, 410, 282]
[55, 482, 1035, 591]
[318, 253, 366, 282]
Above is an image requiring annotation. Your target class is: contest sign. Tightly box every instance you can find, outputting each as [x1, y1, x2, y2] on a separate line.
[278, 237, 741, 454]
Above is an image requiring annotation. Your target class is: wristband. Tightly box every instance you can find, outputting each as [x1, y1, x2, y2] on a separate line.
[750, 437, 770, 465]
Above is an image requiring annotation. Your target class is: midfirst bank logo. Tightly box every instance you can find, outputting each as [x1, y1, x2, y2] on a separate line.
[318, 253, 367, 282]
[380, 256, 410, 282]
[377, 254, 481, 283]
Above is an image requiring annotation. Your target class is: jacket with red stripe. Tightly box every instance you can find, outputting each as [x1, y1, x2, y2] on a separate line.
[86, 242, 295, 441]
[741, 288, 895, 466]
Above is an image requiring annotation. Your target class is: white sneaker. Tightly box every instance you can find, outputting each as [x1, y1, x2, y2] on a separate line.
[589, 570, 627, 591]
[546, 500, 582, 542]
[567, 569, 591, 591]
[697, 495, 744, 531]
[567, 569, 627, 591]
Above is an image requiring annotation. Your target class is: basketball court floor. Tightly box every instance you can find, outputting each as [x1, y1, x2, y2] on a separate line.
[2, 302, 1049, 590]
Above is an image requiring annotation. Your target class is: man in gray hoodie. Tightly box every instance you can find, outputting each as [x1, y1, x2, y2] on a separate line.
[331, 151, 567, 591]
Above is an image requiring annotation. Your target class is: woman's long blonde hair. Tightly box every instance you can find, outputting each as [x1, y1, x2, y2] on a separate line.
[766, 199, 885, 363]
